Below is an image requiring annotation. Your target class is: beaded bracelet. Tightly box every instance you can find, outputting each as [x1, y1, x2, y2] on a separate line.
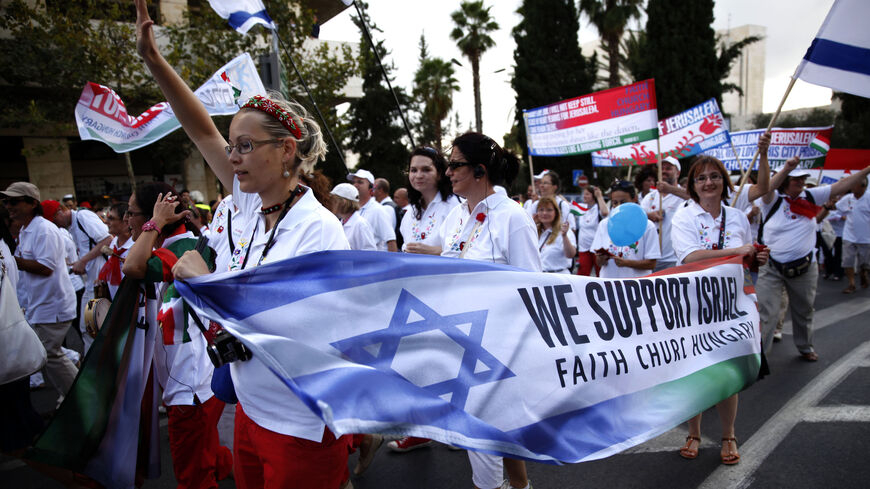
[141, 220, 161, 234]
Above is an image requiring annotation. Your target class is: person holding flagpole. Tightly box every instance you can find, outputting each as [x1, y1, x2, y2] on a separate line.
[439, 132, 539, 489]
[671, 155, 769, 465]
[134, 1, 353, 487]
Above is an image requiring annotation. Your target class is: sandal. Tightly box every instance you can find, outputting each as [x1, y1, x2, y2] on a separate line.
[721, 437, 740, 465]
[842, 285, 856, 294]
[679, 436, 701, 459]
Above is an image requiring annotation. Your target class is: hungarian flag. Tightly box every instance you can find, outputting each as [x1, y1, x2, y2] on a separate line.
[569, 201, 589, 217]
[810, 133, 830, 154]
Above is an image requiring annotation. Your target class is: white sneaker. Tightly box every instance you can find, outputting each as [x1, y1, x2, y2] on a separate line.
[773, 331, 783, 342]
[499, 480, 532, 489]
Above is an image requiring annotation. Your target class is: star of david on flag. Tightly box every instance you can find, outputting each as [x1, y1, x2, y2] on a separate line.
[331, 290, 514, 411]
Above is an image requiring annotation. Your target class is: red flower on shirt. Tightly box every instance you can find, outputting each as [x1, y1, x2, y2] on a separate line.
[476, 213, 486, 223]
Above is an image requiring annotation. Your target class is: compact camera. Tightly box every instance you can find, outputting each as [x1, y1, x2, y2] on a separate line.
[207, 329, 252, 367]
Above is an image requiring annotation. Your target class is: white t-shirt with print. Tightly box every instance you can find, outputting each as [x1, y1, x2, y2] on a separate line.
[400, 193, 461, 251]
[590, 218, 662, 278]
[229, 176, 350, 440]
[439, 193, 542, 271]
[671, 200, 752, 265]
[759, 187, 831, 262]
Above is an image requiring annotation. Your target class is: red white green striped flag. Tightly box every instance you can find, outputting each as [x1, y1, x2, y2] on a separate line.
[810, 133, 830, 154]
[569, 201, 589, 217]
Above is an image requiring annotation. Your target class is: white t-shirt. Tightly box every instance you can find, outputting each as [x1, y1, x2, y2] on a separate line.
[575, 203, 602, 252]
[15, 216, 77, 324]
[343, 211, 378, 251]
[760, 187, 831, 262]
[825, 208, 847, 238]
[229, 176, 350, 440]
[590, 218, 661, 278]
[836, 191, 870, 244]
[641, 189, 686, 264]
[60, 228, 84, 292]
[671, 200, 752, 265]
[207, 196, 246, 273]
[400, 193, 461, 251]
[379, 196, 398, 229]
[1, 240, 19, 293]
[359, 198, 396, 252]
[439, 193, 542, 271]
[70, 209, 110, 286]
[538, 227, 576, 272]
[106, 235, 134, 299]
[525, 197, 576, 231]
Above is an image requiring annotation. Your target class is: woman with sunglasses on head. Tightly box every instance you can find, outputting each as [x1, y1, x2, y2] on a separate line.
[591, 181, 661, 278]
[439, 132, 539, 489]
[400, 146, 460, 256]
[670, 156, 769, 466]
[575, 185, 608, 276]
[536, 197, 576, 274]
[122, 182, 233, 488]
[134, 1, 352, 487]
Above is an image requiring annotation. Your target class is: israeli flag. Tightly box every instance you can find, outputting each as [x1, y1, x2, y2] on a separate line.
[208, 0, 276, 34]
[795, 0, 870, 98]
[177, 251, 761, 463]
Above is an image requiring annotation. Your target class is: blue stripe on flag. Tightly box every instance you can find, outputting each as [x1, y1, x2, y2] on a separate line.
[227, 9, 274, 31]
[177, 251, 527, 321]
[803, 38, 870, 76]
[272, 353, 760, 463]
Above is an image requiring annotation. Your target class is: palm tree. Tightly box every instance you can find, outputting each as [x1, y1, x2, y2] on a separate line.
[579, 0, 644, 88]
[450, 0, 499, 133]
[414, 56, 460, 151]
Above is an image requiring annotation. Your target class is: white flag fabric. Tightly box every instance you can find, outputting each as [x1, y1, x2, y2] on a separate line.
[794, 0, 870, 98]
[176, 251, 761, 463]
[208, 0, 276, 34]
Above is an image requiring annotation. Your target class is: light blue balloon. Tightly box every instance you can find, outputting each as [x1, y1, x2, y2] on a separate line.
[607, 202, 647, 246]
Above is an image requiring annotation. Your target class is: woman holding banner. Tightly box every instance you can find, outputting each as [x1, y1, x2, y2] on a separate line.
[671, 155, 769, 465]
[536, 197, 576, 273]
[440, 132, 539, 489]
[134, 1, 353, 487]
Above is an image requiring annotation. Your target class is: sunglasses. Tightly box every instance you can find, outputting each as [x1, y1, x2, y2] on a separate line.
[3, 197, 29, 205]
[447, 160, 472, 171]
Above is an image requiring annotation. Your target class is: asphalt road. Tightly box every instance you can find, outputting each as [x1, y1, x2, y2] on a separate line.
[3, 274, 869, 489]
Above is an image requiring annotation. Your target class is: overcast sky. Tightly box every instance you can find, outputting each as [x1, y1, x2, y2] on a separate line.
[319, 0, 836, 145]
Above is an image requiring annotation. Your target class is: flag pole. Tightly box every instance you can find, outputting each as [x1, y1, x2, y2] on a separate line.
[522, 112, 537, 191]
[352, 1, 416, 147]
[123, 152, 136, 192]
[626, 163, 633, 181]
[656, 138, 663, 249]
[728, 138, 748, 206]
[731, 75, 798, 205]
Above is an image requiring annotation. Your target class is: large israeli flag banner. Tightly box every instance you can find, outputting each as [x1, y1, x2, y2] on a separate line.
[208, 0, 276, 34]
[176, 251, 761, 463]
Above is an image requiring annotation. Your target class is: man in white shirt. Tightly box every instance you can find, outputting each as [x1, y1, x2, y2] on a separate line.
[43, 199, 112, 353]
[349, 169, 398, 252]
[642, 156, 687, 271]
[758, 160, 870, 361]
[836, 176, 870, 293]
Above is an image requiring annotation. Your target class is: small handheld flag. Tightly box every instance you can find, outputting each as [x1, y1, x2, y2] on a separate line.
[810, 133, 830, 154]
[569, 201, 589, 217]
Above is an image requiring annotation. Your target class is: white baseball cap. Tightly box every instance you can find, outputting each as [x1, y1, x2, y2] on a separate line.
[533, 170, 551, 180]
[663, 156, 681, 172]
[789, 169, 812, 178]
[347, 169, 375, 185]
[331, 183, 359, 202]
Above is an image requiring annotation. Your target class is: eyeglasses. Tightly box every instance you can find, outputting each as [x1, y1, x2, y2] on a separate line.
[3, 197, 28, 205]
[106, 214, 122, 221]
[694, 173, 723, 183]
[447, 160, 472, 171]
[224, 138, 284, 156]
[125, 210, 146, 218]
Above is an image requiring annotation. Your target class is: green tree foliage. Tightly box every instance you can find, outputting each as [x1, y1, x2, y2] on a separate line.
[512, 0, 598, 192]
[412, 35, 459, 152]
[345, 3, 409, 187]
[450, 0, 498, 134]
[751, 107, 836, 130]
[634, 0, 760, 118]
[579, 0, 643, 88]
[832, 93, 870, 149]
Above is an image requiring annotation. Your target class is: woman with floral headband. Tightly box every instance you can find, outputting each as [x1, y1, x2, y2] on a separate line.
[134, 1, 351, 487]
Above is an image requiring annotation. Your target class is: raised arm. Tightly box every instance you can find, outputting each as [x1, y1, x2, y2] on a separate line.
[763, 156, 799, 204]
[828, 165, 870, 198]
[747, 132, 771, 201]
[134, 0, 233, 189]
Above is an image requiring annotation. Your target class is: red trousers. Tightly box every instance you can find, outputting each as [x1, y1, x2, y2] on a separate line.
[576, 251, 600, 276]
[234, 404, 351, 489]
[167, 396, 232, 489]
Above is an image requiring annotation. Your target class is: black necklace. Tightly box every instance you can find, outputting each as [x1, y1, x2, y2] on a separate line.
[241, 185, 305, 269]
